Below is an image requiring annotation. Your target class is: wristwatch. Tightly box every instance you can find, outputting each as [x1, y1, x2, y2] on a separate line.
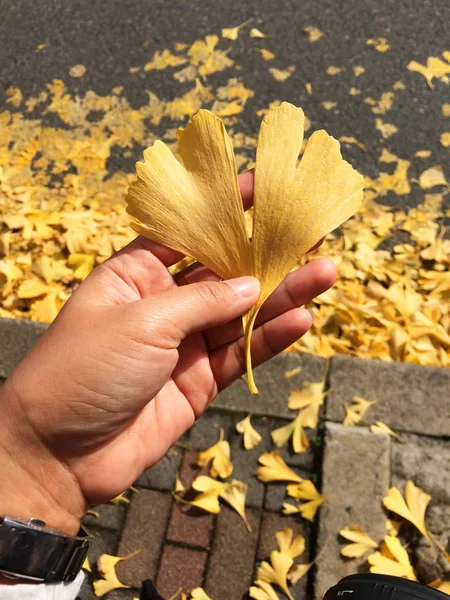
[0, 515, 93, 583]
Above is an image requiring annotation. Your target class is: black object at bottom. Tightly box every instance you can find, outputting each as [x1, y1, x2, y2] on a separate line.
[323, 574, 449, 599]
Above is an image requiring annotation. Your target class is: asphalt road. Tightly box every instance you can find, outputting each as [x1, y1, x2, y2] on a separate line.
[1, 0, 449, 212]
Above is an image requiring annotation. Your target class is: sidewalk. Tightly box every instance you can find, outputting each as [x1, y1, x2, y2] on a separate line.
[1, 317, 449, 599]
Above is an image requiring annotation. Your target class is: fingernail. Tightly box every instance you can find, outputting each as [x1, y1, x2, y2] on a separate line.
[226, 276, 260, 298]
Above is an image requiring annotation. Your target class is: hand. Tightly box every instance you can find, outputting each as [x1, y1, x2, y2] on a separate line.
[0, 171, 336, 539]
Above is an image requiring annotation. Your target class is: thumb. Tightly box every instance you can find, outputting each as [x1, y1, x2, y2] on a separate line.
[147, 276, 260, 342]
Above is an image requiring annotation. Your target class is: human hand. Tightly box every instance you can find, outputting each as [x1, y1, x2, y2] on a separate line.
[0, 170, 336, 537]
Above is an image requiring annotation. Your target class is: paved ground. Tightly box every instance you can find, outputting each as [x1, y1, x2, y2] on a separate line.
[1, 318, 449, 598]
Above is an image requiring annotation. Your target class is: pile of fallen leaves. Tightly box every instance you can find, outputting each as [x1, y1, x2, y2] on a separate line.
[1, 25, 449, 368]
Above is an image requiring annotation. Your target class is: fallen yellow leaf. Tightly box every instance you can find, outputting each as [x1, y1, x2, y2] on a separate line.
[257, 551, 295, 600]
[343, 396, 377, 425]
[383, 481, 431, 537]
[250, 28, 268, 38]
[220, 479, 252, 531]
[303, 26, 324, 42]
[191, 588, 214, 600]
[197, 428, 233, 479]
[222, 18, 253, 41]
[271, 411, 309, 454]
[339, 525, 379, 557]
[370, 421, 404, 442]
[257, 451, 303, 483]
[236, 414, 262, 449]
[257, 48, 275, 61]
[419, 165, 448, 189]
[367, 38, 390, 52]
[268, 66, 295, 82]
[368, 535, 417, 580]
[276, 528, 306, 559]
[286, 480, 325, 520]
[249, 581, 280, 600]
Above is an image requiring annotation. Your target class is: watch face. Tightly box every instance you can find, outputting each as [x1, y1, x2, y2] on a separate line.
[324, 575, 449, 600]
[0, 516, 91, 582]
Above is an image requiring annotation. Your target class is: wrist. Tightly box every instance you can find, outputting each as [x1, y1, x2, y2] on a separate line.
[0, 380, 87, 539]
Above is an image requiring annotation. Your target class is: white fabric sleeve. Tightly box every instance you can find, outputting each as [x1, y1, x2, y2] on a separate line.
[0, 571, 85, 600]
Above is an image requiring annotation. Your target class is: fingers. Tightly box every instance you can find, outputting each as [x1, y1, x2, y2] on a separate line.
[239, 169, 255, 210]
[141, 277, 260, 344]
[210, 307, 313, 391]
[204, 258, 336, 351]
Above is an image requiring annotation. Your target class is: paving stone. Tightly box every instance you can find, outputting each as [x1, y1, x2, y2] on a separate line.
[264, 469, 311, 513]
[204, 506, 261, 599]
[214, 353, 327, 418]
[83, 500, 128, 531]
[167, 502, 214, 549]
[0, 317, 48, 378]
[136, 446, 182, 491]
[189, 409, 232, 449]
[156, 544, 207, 598]
[116, 489, 172, 588]
[327, 355, 450, 437]
[392, 433, 450, 550]
[316, 423, 390, 599]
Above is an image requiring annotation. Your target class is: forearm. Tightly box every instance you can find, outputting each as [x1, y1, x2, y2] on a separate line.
[0, 380, 86, 585]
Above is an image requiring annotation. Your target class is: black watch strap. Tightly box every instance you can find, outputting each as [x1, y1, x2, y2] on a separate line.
[0, 515, 93, 583]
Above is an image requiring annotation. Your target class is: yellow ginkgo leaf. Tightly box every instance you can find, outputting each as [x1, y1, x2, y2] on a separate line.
[67, 253, 96, 280]
[383, 481, 431, 537]
[93, 566, 129, 597]
[286, 480, 325, 520]
[257, 451, 303, 483]
[185, 475, 225, 514]
[419, 166, 448, 189]
[258, 551, 295, 600]
[97, 550, 141, 577]
[368, 536, 417, 581]
[126, 104, 362, 394]
[220, 479, 252, 531]
[343, 396, 377, 425]
[276, 528, 305, 559]
[197, 428, 233, 479]
[243, 102, 363, 392]
[126, 108, 252, 286]
[236, 414, 262, 449]
[257, 49, 275, 61]
[17, 279, 52, 299]
[287, 563, 312, 585]
[221, 18, 253, 40]
[175, 472, 185, 493]
[250, 28, 268, 38]
[339, 525, 379, 557]
[385, 518, 402, 537]
[249, 580, 280, 600]
[287, 380, 326, 428]
[191, 588, 214, 600]
[284, 366, 302, 379]
[271, 411, 309, 454]
[429, 581, 450, 594]
[82, 557, 92, 572]
[282, 503, 301, 515]
[370, 421, 404, 442]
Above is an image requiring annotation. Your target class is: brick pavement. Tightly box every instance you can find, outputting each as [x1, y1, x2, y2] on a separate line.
[0, 318, 449, 599]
